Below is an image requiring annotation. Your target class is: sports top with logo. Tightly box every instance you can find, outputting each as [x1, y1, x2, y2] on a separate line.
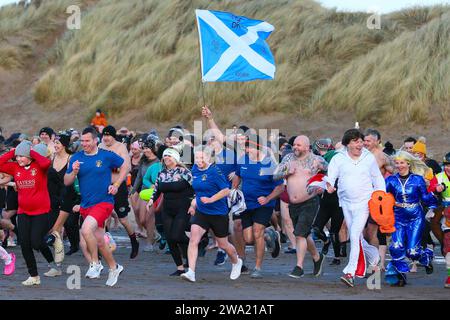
[67, 149, 124, 208]
[236, 154, 283, 210]
[192, 164, 229, 215]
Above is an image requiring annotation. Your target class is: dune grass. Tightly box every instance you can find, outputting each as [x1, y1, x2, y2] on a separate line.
[2, 0, 448, 125]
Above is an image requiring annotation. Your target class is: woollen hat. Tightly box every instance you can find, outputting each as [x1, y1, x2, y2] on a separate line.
[162, 148, 181, 163]
[412, 140, 426, 155]
[14, 140, 32, 157]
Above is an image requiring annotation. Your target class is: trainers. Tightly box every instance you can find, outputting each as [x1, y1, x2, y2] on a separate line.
[106, 264, 124, 287]
[425, 263, 433, 275]
[4, 252, 16, 275]
[53, 231, 65, 264]
[250, 268, 263, 279]
[289, 266, 304, 279]
[143, 244, 154, 252]
[170, 269, 185, 276]
[7, 237, 16, 248]
[230, 258, 243, 280]
[241, 264, 250, 274]
[214, 250, 227, 266]
[313, 253, 325, 277]
[340, 273, 354, 287]
[2, 230, 9, 248]
[284, 247, 297, 254]
[66, 246, 79, 256]
[44, 267, 62, 277]
[321, 239, 331, 256]
[445, 276, 450, 288]
[86, 261, 104, 279]
[159, 239, 167, 250]
[265, 227, 280, 258]
[130, 238, 139, 259]
[329, 258, 341, 266]
[180, 269, 196, 282]
[22, 276, 40, 286]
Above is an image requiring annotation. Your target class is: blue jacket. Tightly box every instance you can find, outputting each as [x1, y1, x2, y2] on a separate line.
[385, 173, 437, 224]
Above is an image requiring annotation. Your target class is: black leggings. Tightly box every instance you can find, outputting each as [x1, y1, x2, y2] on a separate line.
[64, 212, 80, 249]
[18, 214, 54, 277]
[313, 192, 344, 257]
[162, 198, 191, 267]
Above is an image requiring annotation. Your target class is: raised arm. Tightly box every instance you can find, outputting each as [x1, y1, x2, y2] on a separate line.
[30, 149, 51, 170]
[202, 105, 225, 144]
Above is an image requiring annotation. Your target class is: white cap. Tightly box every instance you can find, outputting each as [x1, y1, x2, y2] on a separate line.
[162, 148, 180, 163]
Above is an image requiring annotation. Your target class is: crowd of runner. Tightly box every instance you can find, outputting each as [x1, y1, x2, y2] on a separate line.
[0, 106, 448, 289]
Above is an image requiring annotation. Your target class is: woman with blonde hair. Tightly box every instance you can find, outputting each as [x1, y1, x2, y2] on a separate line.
[385, 151, 438, 286]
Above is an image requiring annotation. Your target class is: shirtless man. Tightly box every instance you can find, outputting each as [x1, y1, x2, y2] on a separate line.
[363, 128, 393, 269]
[274, 135, 327, 278]
[99, 125, 139, 259]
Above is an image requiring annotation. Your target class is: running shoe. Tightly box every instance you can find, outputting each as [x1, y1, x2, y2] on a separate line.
[241, 264, 250, 274]
[329, 258, 341, 266]
[321, 239, 331, 256]
[159, 238, 167, 250]
[313, 253, 325, 277]
[284, 247, 297, 254]
[7, 237, 16, 247]
[425, 263, 433, 275]
[106, 264, 124, 287]
[170, 270, 186, 276]
[198, 237, 208, 257]
[250, 268, 263, 279]
[3, 252, 15, 275]
[214, 249, 227, 266]
[86, 262, 103, 279]
[280, 232, 287, 244]
[265, 227, 280, 258]
[289, 266, 304, 279]
[44, 233, 55, 246]
[181, 269, 196, 282]
[340, 273, 354, 287]
[130, 237, 139, 259]
[66, 246, 79, 256]
[53, 231, 65, 264]
[44, 267, 62, 277]
[445, 276, 450, 288]
[230, 258, 243, 280]
[1, 230, 9, 248]
[22, 276, 40, 286]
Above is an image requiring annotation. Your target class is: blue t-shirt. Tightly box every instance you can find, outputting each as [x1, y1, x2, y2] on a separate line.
[192, 164, 229, 215]
[67, 149, 124, 208]
[236, 155, 283, 210]
[215, 148, 238, 188]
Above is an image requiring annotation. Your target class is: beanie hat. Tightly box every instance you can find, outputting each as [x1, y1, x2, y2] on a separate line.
[412, 140, 426, 155]
[56, 134, 71, 149]
[162, 148, 181, 163]
[33, 143, 50, 157]
[39, 127, 54, 137]
[14, 140, 32, 157]
[102, 125, 117, 139]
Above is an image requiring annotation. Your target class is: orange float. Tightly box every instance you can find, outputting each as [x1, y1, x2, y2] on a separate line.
[368, 190, 396, 234]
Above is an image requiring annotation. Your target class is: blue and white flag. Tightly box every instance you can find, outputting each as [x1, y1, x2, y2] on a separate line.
[195, 10, 275, 82]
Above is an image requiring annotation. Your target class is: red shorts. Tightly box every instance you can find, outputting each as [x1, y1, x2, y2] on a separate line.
[80, 202, 114, 228]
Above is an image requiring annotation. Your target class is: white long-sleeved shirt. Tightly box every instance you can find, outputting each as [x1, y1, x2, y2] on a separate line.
[327, 148, 386, 206]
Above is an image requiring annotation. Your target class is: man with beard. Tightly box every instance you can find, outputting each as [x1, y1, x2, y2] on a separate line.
[274, 135, 327, 278]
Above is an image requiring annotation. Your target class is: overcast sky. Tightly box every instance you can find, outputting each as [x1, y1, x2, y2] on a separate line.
[1, 0, 449, 12]
[317, 0, 449, 13]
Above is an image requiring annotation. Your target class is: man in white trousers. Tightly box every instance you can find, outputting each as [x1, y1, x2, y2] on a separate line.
[326, 129, 386, 287]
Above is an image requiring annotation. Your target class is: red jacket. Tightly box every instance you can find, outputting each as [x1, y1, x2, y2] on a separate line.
[0, 149, 51, 215]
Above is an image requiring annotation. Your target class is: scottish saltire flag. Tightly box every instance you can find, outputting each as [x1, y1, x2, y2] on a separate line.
[195, 10, 275, 82]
